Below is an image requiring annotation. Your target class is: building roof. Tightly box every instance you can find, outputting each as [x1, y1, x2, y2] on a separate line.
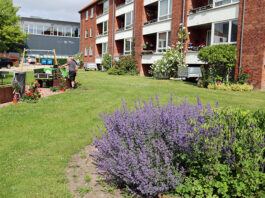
[20, 17, 80, 25]
[79, 0, 98, 13]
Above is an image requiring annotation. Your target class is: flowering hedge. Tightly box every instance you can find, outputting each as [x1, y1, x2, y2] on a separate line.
[92, 96, 265, 197]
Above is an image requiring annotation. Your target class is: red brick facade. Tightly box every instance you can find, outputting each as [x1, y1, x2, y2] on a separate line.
[236, 0, 265, 90]
[80, 0, 265, 89]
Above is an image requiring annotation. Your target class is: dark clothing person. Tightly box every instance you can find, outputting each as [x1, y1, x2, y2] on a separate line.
[67, 60, 77, 88]
[69, 71, 76, 82]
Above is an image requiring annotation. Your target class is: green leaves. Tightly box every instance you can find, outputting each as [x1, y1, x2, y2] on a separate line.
[0, 0, 26, 53]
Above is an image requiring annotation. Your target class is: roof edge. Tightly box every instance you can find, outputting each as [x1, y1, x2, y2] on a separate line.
[79, 0, 98, 13]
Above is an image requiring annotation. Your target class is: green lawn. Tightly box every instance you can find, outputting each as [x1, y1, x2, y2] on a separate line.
[0, 71, 264, 198]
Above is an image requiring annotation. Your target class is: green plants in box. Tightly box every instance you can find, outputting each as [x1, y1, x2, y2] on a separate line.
[50, 86, 59, 92]
[236, 68, 250, 84]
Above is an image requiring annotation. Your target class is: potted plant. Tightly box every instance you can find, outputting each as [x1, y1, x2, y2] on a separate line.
[142, 43, 148, 50]
[199, 43, 206, 50]
[12, 80, 21, 103]
[188, 43, 193, 51]
[61, 78, 66, 92]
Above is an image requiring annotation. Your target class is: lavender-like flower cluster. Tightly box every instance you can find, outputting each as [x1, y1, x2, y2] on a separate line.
[92, 95, 265, 197]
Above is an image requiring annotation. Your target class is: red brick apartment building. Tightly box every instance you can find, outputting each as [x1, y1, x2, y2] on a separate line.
[79, 0, 265, 89]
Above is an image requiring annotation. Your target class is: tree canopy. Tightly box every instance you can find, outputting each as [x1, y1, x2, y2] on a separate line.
[0, 0, 26, 53]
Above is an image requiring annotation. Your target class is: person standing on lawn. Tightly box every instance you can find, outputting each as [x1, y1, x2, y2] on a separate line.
[62, 58, 78, 89]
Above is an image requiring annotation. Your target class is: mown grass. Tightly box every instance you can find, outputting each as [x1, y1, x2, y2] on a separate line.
[0, 71, 264, 198]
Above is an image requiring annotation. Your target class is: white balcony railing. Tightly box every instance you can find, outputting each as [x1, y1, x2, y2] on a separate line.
[144, 0, 158, 6]
[96, 35, 108, 44]
[143, 18, 171, 35]
[96, 56, 103, 64]
[142, 53, 163, 64]
[187, 3, 239, 27]
[116, 1, 134, 17]
[115, 29, 133, 40]
[96, 13, 109, 24]
[186, 51, 204, 65]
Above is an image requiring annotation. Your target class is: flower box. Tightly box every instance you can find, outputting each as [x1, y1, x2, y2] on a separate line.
[0, 85, 14, 103]
[53, 78, 71, 89]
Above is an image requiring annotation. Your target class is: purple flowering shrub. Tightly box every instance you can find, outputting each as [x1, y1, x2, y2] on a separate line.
[92, 96, 265, 197]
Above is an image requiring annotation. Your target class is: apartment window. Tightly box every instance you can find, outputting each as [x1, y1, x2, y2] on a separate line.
[102, 42, 108, 55]
[157, 32, 171, 52]
[214, 0, 239, 7]
[159, 0, 172, 21]
[124, 38, 132, 55]
[103, 0, 109, 14]
[213, 20, 237, 44]
[85, 48, 88, 56]
[90, 8, 94, 18]
[89, 46, 93, 56]
[86, 11, 89, 20]
[85, 30, 88, 38]
[125, 11, 133, 29]
[103, 21, 108, 35]
[230, 20, 238, 42]
[65, 27, 72, 37]
[90, 27, 93, 37]
[125, 0, 133, 4]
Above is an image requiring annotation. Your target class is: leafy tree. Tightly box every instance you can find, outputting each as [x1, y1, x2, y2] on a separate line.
[0, 0, 26, 53]
[198, 44, 237, 83]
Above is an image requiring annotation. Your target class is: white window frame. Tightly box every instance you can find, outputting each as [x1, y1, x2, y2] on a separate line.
[102, 42, 108, 55]
[125, 11, 133, 30]
[89, 46, 93, 56]
[124, 38, 132, 55]
[90, 27, 93, 37]
[103, 21, 108, 35]
[125, 0, 133, 4]
[85, 48, 88, 56]
[90, 8, 94, 18]
[158, 0, 172, 21]
[85, 30, 88, 38]
[211, 19, 238, 45]
[213, 0, 239, 8]
[156, 31, 171, 53]
[86, 11, 88, 20]
[103, 0, 109, 14]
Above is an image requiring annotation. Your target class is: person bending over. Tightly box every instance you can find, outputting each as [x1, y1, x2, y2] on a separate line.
[62, 58, 78, 89]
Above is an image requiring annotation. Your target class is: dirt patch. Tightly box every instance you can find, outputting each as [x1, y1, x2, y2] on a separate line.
[67, 145, 124, 198]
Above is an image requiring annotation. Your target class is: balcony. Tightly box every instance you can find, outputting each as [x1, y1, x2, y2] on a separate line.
[116, 1, 134, 17]
[144, 0, 158, 6]
[186, 51, 204, 65]
[143, 18, 171, 35]
[142, 53, 163, 64]
[96, 56, 103, 64]
[96, 13, 109, 24]
[187, 3, 239, 27]
[115, 28, 133, 40]
[96, 34, 108, 44]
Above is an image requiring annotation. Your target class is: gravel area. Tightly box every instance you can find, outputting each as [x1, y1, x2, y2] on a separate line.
[0, 64, 52, 72]
[0, 86, 64, 108]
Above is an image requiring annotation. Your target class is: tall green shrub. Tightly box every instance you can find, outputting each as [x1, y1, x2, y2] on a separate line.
[198, 44, 237, 84]
[101, 53, 112, 71]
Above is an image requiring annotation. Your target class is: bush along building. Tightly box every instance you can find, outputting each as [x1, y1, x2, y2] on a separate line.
[79, 0, 265, 89]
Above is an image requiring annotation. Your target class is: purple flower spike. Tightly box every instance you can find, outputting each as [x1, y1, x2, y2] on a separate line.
[261, 143, 264, 147]
[260, 164, 264, 168]
[250, 124, 254, 128]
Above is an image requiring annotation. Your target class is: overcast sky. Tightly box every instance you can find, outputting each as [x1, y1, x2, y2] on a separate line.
[13, 0, 92, 22]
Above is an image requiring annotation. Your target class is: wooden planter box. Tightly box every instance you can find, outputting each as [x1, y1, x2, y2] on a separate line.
[0, 85, 14, 103]
[53, 78, 71, 89]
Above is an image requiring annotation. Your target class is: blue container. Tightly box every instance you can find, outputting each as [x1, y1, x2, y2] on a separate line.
[41, 59, 47, 65]
[47, 59, 53, 65]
